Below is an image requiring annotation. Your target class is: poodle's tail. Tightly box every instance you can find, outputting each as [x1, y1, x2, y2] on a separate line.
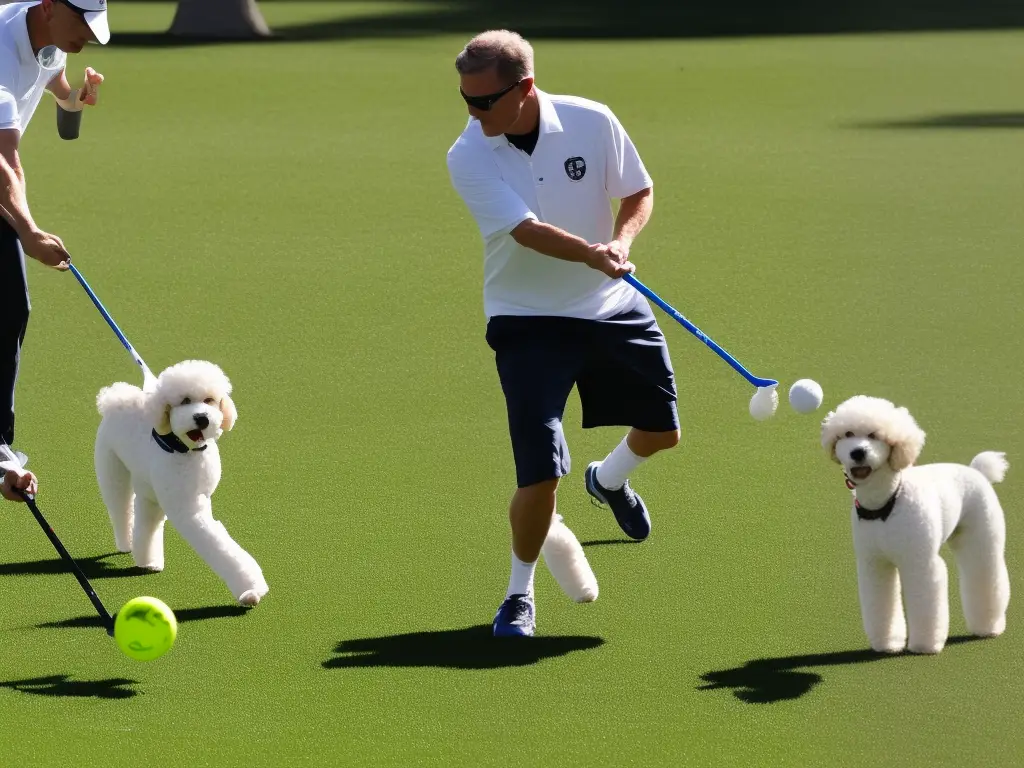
[96, 381, 145, 416]
[971, 452, 1009, 484]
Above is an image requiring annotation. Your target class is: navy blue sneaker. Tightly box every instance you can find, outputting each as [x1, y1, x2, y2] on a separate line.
[585, 461, 651, 541]
[493, 594, 535, 637]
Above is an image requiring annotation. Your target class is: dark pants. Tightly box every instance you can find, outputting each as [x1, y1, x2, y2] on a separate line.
[486, 302, 680, 488]
[0, 219, 29, 446]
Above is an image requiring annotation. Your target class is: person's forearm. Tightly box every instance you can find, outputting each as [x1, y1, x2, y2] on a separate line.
[613, 187, 653, 247]
[0, 152, 36, 237]
[511, 219, 595, 263]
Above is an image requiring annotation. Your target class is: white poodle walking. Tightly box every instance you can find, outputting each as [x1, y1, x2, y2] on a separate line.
[94, 360, 269, 606]
[821, 395, 1009, 654]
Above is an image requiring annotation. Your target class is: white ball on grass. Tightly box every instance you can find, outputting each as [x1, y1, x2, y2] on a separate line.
[788, 379, 824, 413]
[749, 385, 778, 421]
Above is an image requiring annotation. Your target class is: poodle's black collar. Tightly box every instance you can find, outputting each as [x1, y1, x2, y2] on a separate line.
[847, 476, 902, 522]
[152, 430, 207, 454]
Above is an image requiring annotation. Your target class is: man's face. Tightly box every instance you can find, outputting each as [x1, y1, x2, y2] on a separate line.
[45, 0, 96, 54]
[459, 69, 531, 136]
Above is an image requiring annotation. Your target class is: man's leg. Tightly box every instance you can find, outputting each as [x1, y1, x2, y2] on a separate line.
[0, 221, 29, 447]
[505, 477, 559, 598]
[486, 315, 581, 637]
[580, 305, 680, 540]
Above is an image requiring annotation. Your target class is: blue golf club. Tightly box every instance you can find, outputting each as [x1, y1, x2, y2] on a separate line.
[623, 272, 778, 389]
[68, 263, 158, 391]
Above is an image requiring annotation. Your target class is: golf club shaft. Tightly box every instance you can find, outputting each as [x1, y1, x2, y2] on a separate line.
[68, 263, 154, 381]
[15, 489, 115, 635]
[622, 272, 777, 389]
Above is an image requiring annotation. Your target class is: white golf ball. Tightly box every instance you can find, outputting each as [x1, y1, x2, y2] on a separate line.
[788, 379, 823, 413]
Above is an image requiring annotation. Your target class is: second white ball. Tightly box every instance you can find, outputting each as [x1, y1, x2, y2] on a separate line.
[788, 379, 823, 413]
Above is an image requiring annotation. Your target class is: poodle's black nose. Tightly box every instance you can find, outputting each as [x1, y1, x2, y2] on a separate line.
[850, 448, 867, 463]
[193, 414, 210, 430]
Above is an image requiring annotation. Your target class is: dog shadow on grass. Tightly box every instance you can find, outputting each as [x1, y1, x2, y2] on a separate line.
[323, 625, 604, 670]
[0, 552, 153, 580]
[699, 635, 986, 704]
[35, 605, 251, 630]
[0, 675, 139, 699]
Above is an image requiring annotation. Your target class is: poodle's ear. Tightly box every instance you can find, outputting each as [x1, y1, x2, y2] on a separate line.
[220, 394, 237, 432]
[820, 410, 842, 464]
[887, 408, 926, 471]
[155, 403, 172, 434]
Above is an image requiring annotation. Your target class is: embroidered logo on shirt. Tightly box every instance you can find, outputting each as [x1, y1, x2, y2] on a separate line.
[564, 157, 586, 181]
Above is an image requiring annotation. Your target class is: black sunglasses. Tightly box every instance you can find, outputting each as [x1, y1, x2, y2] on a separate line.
[460, 80, 523, 112]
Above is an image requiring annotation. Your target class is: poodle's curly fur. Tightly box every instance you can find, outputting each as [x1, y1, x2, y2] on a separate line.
[94, 360, 268, 606]
[821, 395, 1009, 654]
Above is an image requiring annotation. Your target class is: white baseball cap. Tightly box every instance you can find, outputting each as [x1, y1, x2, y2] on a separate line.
[60, 0, 110, 45]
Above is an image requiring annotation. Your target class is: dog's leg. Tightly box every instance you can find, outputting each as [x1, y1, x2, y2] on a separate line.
[94, 446, 134, 553]
[541, 514, 598, 603]
[162, 494, 269, 606]
[856, 555, 907, 653]
[950, 506, 1009, 637]
[900, 555, 949, 654]
[131, 495, 166, 572]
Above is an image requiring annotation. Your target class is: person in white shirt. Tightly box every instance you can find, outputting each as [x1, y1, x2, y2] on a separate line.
[0, 0, 108, 458]
[447, 29, 680, 637]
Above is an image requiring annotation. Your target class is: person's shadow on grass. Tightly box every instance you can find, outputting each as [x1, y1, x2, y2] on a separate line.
[0, 675, 138, 699]
[323, 625, 604, 670]
[699, 635, 986, 703]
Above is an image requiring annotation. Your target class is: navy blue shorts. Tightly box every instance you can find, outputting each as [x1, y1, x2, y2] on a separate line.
[485, 302, 679, 488]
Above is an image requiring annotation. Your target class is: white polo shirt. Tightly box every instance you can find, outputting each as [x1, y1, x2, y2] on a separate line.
[0, 2, 65, 135]
[447, 89, 653, 320]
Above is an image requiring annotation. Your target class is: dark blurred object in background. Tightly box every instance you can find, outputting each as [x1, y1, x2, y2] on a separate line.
[116, 0, 1024, 44]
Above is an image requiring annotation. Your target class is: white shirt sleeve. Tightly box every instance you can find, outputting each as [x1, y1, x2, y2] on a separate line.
[447, 142, 537, 240]
[604, 108, 652, 199]
[0, 87, 19, 132]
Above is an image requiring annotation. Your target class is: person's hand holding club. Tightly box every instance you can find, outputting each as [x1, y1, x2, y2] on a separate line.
[21, 228, 70, 270]
[1, 465, 37, 502]
[585, 242, 635, 278]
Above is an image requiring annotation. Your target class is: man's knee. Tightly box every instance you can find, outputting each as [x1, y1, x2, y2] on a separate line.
[630, 427, 681, 455]
[514, 477, 560, 500]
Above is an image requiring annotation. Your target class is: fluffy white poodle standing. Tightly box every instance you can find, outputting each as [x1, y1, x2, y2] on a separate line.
[821, 395, 1009, 654]
[94, 360, 269, 606]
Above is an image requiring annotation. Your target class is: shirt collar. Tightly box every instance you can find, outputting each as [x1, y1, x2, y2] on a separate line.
[480, 87, 563, 150]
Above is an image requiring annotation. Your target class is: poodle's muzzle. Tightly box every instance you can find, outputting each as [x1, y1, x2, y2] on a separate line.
[835, 436, 890, 484]
[171, 401, 224, 447]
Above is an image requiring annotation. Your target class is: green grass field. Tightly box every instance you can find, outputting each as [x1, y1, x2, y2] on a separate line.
[3, 3, 1023, 765]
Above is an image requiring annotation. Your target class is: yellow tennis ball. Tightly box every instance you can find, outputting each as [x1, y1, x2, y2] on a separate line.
[114, 596, 177, 662]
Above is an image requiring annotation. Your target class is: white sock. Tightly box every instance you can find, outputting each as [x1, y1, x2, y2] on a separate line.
[596, 437, 646, 490]
[507, 552, 537, 598]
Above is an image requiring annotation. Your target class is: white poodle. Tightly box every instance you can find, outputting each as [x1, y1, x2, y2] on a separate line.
[94, 360, 269, 607]
[820, 395, 1009, 654]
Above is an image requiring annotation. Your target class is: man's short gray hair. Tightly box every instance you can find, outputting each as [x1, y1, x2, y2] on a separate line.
[455, 30, 534, 86]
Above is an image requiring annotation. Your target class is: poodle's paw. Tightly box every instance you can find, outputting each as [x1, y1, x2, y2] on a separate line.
[132, 553, 164, 571]
[114, 538, 132, 554]
[870, 639, 906, 654]
[907, 639, 945, 655]
[969, 615, 1006, 638]
[237, 584, 268, 607]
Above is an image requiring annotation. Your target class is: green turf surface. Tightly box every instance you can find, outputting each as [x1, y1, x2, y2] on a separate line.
[2, 4, 1023, 765]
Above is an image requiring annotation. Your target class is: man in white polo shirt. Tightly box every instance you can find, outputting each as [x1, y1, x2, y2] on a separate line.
[447, 29, 681, 637]
[0, 0, 108, 459]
